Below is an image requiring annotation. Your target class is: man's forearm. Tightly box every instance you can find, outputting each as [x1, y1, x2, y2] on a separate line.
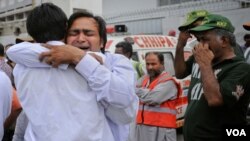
[174, 43, 188, 79]
[200, 65, 223, 106]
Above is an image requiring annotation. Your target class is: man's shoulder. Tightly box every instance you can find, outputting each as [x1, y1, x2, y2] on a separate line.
[105, 52, 129, 62]
[221, 58, 250, 71]
[217, 59, 250, 81]
[7, 42, 42, 52]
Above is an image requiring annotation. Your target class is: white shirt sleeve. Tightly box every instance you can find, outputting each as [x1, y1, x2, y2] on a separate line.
[0, 71, 12, 140]
[6, 42, 68, 70]
[75, 53, 139, 124]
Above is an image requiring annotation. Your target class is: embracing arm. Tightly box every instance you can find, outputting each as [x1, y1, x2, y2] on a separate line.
[75, 54, 138, 124]
[38, 45, 138, 124]
[6, 42, 68, 69]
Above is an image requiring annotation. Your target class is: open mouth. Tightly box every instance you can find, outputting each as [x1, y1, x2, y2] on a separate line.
[77, 46, 90, 50]
[80, 47, 90, 50]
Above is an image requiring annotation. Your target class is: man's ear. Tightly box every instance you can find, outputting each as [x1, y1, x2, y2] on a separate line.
[125, 52, 131, 58]
[220, 36, 229, 48]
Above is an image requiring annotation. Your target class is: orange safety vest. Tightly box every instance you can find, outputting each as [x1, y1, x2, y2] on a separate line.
[136, 72, 182, 128]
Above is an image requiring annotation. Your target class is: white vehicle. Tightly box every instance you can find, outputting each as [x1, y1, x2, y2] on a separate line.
[105, 34, 196, 128]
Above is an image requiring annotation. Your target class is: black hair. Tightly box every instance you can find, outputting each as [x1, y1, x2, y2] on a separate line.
[115, 41, 133, 58]
[244, 34, 250, 41]
[26, 3, 67, 43]
[145, 52, 164, 65]
[67, 10, 107, 53]
[0, 43, 4, 56]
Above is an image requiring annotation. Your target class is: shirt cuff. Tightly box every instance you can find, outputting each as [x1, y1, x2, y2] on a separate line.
[75, 54, 100, 79]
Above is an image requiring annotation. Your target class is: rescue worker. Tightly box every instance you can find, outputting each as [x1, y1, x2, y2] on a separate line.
[134, 52, 181, 141]
[115, 41, 145, 79]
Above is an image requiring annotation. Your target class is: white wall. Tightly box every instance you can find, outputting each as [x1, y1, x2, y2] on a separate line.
[103, 0, 157, 16]
[51, 0, 71, 17]
[72, 0, 102, 16]
[37, 0, 72, 17]
[34, 0, 103, 18]
[218, 8, 250, 45]
[0, 0, 32, 12]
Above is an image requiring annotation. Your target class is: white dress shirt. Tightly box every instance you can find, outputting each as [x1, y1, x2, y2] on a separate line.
[7, 41, 138, 141]
[0, 71, 12, 140]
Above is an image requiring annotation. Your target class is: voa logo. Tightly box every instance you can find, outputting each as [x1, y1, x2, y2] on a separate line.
[226, 129, 246, 136]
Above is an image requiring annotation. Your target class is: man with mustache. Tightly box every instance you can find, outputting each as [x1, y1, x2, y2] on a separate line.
[134, 52, 181, 141]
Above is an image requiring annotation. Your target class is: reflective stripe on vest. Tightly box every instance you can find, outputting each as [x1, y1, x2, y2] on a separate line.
[136, 72, 182, 128]
[139, 105, 177, 115]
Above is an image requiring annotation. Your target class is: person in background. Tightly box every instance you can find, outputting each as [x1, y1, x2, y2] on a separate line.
[0, 71, 12, 140]
[7, 4, 138, 141]
[180, 14, 250, 141]
[175, 10, 243, 78]
[115, 41, 145, 79]
[240, 34, 250, 53]
[243, 22, 250, 64]
[3, 89, 22, 141]
[0, 43, 22, 141]
[243, 21, 250, 31]
[4, 44, 15, 69]
[0, 43, 13, 80]
[134, 52, 181, 141]
[168, 30, 176, 37]
[175, 10, 209, 79]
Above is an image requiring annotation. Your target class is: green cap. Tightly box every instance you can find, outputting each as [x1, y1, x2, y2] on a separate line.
[178, 10, 209, 31]
[189, 14, 235, 33]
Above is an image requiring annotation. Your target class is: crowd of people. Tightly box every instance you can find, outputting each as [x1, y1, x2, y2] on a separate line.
[1, 3, 250, 141]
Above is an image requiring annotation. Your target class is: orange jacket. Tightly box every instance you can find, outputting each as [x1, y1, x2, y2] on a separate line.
[136, 72, 182, 128]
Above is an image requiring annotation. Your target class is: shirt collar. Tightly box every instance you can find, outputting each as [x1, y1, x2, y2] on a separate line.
[46, 41, 65, 45]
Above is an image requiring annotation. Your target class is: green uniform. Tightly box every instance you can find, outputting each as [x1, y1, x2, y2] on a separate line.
[183, 56, 250, 141]
[235, 43, 245, 59]
[131, 60, 145, 79]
